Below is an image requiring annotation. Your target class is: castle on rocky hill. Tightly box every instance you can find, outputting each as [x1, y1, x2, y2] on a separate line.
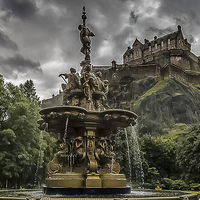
[42, 25, 200, 107]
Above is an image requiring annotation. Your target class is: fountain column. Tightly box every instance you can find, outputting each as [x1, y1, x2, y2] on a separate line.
[85, 127, 102, 188]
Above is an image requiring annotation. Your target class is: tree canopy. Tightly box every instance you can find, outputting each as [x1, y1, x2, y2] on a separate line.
[0, 75, 56, 188]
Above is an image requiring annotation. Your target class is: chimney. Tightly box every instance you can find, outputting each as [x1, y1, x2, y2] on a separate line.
[112, 60, 116, 67]
[154, 36, 157, 40]
[178, 25, 181, 32]
[112, 60, 117, 72]
[144, 39, 149, 44]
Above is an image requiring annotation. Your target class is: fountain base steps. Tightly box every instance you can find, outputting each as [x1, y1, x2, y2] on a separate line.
[45, 173, 130, 195]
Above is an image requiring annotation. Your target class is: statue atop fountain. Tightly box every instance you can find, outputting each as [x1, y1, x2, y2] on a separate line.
[38, 6, 137, 195]
[78, 6, 95, 66]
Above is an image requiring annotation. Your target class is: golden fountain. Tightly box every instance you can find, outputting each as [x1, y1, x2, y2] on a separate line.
[38, 7, 137, 195]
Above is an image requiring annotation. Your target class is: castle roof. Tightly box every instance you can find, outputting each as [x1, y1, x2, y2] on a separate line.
[133, 38, 144, 47]
[144, 30, 179, 49]
[130, 25, 192, 50]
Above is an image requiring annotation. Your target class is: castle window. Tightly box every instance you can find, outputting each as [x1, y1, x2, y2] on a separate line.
[168, 39, 170, 44]
[161, 41, 164, 47]
[149, 46, 151, 51]
[155, 43, 157, 49]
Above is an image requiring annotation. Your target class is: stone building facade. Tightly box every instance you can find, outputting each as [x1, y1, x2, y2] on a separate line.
[41, 90, 63, 108]
[93, 25, 200, 86]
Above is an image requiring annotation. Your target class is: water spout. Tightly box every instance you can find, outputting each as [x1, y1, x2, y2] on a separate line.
[34, 131, 43, 187]
[64, 117, 68, 138]
[111, 152, 115, 173]
[130, 124, 144, 185]
[70, 153, 73, 172]
[45, 123, 48, 132]
[89, 101, 92, 111]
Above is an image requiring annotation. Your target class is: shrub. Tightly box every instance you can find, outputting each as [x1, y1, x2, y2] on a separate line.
[171, 179, 188, 190]
[189, 183, 200, 191]
[161, 178, 173, 189]
[143, 181, 160, 189]
[161, 178, 189, 190]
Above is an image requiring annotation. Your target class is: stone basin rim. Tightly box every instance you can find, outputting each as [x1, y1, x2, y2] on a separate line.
[40, 106, 138, 119]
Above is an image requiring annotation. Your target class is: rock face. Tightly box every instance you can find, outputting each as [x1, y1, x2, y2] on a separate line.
[108, 77, 200, 136]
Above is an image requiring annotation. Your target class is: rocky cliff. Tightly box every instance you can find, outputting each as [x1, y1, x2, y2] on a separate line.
[108, 77, 200, 136]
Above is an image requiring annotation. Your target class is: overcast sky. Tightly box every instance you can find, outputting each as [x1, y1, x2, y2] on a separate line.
[0, 0, 200, 100]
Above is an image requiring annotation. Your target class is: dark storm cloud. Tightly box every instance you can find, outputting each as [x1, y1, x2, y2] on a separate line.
[0, 30, 18, 50]
[188, 35, 196, 44]
[147, 27, 173, 37]
[1, 10, 12, 22]
[113, 26, 134, 51]
[0, 54, 41, 73]
[130, 11, 138, 24]
[158, 0, 200, 26]
[0, 0, 38, 20]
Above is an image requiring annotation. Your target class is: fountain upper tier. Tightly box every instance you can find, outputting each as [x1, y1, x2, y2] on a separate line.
[38, 106, 137, 133]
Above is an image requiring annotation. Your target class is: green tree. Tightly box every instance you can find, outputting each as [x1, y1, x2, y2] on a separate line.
[0, 76, 56, 188]
[140, 134, 177, 181]
[0, 75, 10, 130]
[175, 125, 200, 182]
[19, 79, 40, 104]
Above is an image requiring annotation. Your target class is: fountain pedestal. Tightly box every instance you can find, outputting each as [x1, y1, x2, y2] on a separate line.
[86, 174, 102, 188]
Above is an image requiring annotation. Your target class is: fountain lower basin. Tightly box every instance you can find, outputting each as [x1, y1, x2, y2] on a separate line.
[0, 189, 198, 200]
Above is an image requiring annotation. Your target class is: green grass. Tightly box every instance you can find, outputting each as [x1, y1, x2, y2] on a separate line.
[141, 80, 168, 99]
[185, 70, 200, 75]
[164, 123, 191, 139]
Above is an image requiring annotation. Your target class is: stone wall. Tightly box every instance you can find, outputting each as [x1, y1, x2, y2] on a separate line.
[169, 64, 188, 82]
[42, 91, 63, 108]
[189, 52, 200, 71]
[100, 62, 200, 88]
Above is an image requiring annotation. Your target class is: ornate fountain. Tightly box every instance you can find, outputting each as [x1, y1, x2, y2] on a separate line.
[38, 7, 137, 195]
